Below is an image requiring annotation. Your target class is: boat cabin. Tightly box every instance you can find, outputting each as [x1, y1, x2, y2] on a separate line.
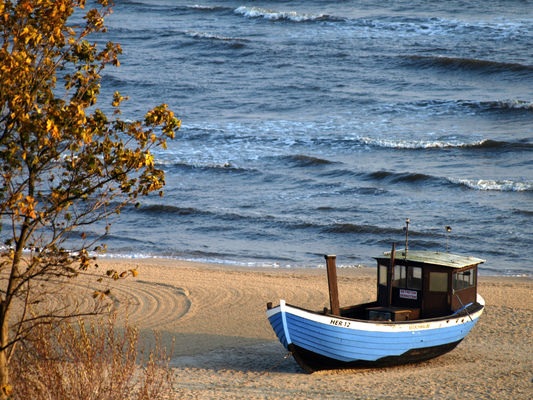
[371, 250, 485, 320]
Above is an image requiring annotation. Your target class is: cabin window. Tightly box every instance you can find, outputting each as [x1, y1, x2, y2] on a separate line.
[392, 265, 406, 287]
[429, 272, 448, 292]
[379, 265, 388, 286]
[407, 266, 422, 290]
[389, 265, 422, 290]
[454, 269, 476, 291]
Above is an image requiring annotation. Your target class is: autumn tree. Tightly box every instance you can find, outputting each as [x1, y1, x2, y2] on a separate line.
[0, 1, 180, 397]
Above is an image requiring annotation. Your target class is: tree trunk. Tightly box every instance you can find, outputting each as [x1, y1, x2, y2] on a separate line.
[0, 304, 11, 400]
[0, 244, 25, 400]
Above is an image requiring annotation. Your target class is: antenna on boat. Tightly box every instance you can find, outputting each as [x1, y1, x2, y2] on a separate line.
[403, 218, 410, 255]
[445, 225, 452, 252]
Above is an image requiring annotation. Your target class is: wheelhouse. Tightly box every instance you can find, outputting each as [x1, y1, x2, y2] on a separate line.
[372, 250, 485, 320]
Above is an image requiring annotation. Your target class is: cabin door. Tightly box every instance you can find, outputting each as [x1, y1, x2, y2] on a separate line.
[423, 271, 450, 317]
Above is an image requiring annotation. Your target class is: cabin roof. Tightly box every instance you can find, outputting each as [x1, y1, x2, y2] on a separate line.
[377, 250, 485, 269]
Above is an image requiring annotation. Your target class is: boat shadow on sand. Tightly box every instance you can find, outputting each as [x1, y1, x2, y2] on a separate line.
[167, 338, 456, 375]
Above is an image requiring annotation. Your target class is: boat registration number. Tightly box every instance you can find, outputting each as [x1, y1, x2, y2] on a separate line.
[329, 319, 351, 328]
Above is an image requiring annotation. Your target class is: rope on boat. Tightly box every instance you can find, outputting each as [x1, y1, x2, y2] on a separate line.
[453, 291, 473, 321]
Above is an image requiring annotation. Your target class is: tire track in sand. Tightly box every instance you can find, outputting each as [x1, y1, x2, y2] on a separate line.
[112, 279, 191, 329]
[33, 276, 192, 331]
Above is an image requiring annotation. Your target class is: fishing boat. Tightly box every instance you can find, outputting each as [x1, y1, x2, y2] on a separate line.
[266, 220, 485, 372]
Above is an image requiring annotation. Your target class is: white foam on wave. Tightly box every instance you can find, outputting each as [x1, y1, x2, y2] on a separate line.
[234, 6, 325, 22]
[450, 178, 532, 192]
[493, 99, 533, 110]
[184, 30, 245, 42]
[188, 5, 218, 11]
[96, 252, 301, 268]
[358, 136, 486, 149]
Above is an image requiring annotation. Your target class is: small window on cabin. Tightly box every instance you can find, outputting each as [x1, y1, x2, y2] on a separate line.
[379, 265, 388, 286]
[392, 265, 406, 287]
[429, 272, 448, 292]
[453, 268, 476, 291]
[407, 266, 422, 290]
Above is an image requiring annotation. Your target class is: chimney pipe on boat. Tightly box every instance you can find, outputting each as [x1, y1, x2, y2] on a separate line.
[404, 218, 410, 256]
[325, 255, 340, 316]
[388, 243, 396, 307]
[445, 225, 452, 252]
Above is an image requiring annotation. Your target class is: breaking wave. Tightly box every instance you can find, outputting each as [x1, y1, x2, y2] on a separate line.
[460, 99, 533, 112]
[184, 30, 249, 44]
[234, 6, 341, 23]
[448, 178, 532, 192]
[364, 170, 532, 192]
[358, 136, 485, 150]
[358, 136, 532, 151]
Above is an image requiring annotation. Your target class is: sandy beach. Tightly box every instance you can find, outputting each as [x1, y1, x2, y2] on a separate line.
[76, 258, 532, 399]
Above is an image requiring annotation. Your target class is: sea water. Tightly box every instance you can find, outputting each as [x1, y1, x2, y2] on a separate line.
[88, 1, 532, 275]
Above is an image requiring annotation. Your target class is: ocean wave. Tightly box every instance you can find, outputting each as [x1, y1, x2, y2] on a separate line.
[403, 55, 533, 75]
[135, 205, 211, 217]
[321, 223, 395, 235]
[318, 168, 364, 180]
[411, 98, 533, 114]
[187, 5, 233, 13]
[512, 208, 533, 217]
[341, 15, 531, 41]
[184, 30, 249, 45]
[449, 178, 532, 192]
[357, 135, 533, 151]
[366, 170, 439, 185]
[234, 6, 341, 23]
[354, 98, 532, 119]
[355, 16, 455, 35]
[363, 170, 533, 193]
[479, 265, 532, 278]
[460, 99, 533, 112]
[157, 160, 254, 174]
[365, 170, 532, 192]
[357, 136, 487, 150]
[462, 139, 533, 151]
[281, 154, 336, 167]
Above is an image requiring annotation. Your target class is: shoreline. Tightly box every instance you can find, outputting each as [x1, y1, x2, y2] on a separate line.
[95, 253, 532, 278]
[83, 258, 531, 399]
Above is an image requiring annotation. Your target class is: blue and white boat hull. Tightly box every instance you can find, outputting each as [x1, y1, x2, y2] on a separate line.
[267, 295, 484, 372]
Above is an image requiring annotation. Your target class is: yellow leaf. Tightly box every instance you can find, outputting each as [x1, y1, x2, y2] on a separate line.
[1, 384, 13, 396]
[144, 152, 154, 167]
